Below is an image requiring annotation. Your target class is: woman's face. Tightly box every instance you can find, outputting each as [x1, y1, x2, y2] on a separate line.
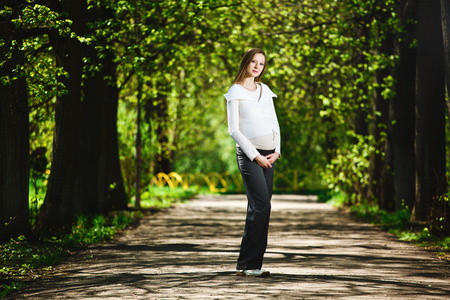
[246, 53, 265, 79]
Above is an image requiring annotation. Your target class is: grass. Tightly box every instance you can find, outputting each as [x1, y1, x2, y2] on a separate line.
[1, 186, 197, 298]
[0, 210, 142, 298]
[393, 228, 450, 260]
[139, 186, 198, 209]
[323, 191, 450, 261]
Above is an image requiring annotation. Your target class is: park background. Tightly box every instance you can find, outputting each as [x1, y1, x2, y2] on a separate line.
[1, 0, 450, 252]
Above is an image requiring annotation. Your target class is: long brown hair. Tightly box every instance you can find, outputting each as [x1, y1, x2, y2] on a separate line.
[232, 48, 266, 85]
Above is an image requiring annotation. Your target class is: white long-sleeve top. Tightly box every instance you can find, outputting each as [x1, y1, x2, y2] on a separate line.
[224, 82, 281, 161]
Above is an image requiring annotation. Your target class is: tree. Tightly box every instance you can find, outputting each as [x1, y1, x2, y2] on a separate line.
[0, 1, 32, 242]
[392, 0, 417, 211]
[2, 0, 448, 235]
[81, 3, 128, 211]
[369, 4, 396, 211]
[38, 0, 88, 229]
[412, 0, 446, 225]
[436, 0, 450, 233]
[147, 82, 172, 174]
[39, 1, 128, 229]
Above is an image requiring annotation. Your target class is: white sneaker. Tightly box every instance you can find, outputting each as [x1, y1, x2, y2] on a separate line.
[236, 269, 270, 277]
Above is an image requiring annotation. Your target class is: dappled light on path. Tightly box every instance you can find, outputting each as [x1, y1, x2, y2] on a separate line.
[12, 195, 450, 299]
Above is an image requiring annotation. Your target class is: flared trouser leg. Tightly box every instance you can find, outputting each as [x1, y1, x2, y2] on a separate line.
[236, 148, 275, 270]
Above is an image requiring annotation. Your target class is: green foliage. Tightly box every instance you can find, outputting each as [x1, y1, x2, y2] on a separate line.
[5, 0, 448, 242]
[322, 133, 375, 203]
[326, 193, 449, 258]
[61, 211, 141, 247]
[349, 202, 411, 230]
[16, 0, 399, 201]
[0, 235, 66, 297]
[139, 186, 197, 209]
[0, 210, 142, 297]
[2, 183, 196, 297]
[0, 281, 26, 298]
[29, 170, 48, 230]
[395, 228, 450, 259]
[318, 190, 347, 207]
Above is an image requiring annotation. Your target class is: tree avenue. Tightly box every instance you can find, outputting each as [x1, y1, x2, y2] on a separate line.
[0, 0, 449, 241]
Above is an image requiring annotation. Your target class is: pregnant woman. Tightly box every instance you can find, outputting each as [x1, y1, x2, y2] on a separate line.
[224, 48, 281, 277]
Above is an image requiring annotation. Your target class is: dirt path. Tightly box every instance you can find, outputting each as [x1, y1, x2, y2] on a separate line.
[10, 194, 450, 299]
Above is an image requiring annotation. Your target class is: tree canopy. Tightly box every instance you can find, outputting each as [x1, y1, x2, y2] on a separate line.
[1, 0, 450, 240]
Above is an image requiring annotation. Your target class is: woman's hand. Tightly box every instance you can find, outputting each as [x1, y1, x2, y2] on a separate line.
[254, 155, 272, 168]
[254, 152, 279, 168]
[266, 152, 280, 165]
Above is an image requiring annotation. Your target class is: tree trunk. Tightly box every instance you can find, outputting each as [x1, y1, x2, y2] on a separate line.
[92, 7, 128, 211]
[441, 0, 450, 128]
[82, 26, 128, 212]
[104, 63, 128, 211]
[436, 0, 450, 234]
[39, 0, 87, 230]
[353, 53, 369, 138]
[379, 35, 396, 212]
[146, 84, 174, 174]
[79, 51, 106, 215]
[392, 0, 417, 211]
[40, 2, 128, 230]
[81, 49, 111, 214]
[369, 32, 395, 210]
[135, 80, 143, 208]
[0, 1, 32, 242]
[412, 0, 446, 223]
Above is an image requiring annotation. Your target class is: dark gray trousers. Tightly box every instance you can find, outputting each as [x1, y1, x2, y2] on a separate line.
[236, 147, 275, 270]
